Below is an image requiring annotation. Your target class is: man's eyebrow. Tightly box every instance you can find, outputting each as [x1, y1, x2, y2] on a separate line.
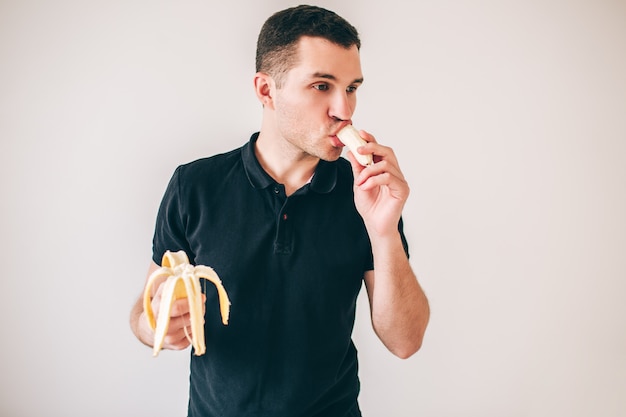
[311, 72, 364, 85]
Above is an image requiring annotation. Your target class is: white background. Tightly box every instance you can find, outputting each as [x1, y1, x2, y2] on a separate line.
[1, 0, 625, 416]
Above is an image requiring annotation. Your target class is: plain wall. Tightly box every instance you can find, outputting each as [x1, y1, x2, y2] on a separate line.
[1, 0, 625, 416]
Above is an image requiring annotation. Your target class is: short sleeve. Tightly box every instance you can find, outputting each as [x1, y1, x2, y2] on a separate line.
[399, 216, 410, 259]
[151, 166, 194, 265]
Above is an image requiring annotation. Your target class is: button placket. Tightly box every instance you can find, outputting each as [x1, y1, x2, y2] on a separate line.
[274, 198, 294, 255]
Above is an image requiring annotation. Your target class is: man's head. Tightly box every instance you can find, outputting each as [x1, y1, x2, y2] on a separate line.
[254, 6, 364, 164]
[256, 5, 361, 87]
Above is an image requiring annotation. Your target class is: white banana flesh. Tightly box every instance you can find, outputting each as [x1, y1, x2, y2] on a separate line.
[143, 250, 230, 357]
[336, 124, 373, 166]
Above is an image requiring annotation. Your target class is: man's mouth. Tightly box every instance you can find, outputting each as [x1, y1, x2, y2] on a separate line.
[329, 134, 345, 148]
[332, 122, 352, 137]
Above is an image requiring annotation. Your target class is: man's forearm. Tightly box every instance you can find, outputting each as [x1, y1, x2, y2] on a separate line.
[365, 232, 430, 359]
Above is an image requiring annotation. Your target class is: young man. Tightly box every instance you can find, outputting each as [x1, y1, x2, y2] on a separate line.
[130, 5, 429, 416]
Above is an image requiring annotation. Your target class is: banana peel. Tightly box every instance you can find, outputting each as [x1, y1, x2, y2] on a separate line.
[143, 250, 230, 357]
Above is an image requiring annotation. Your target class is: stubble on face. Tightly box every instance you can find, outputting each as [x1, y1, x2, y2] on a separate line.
[271, 37, 362, 163]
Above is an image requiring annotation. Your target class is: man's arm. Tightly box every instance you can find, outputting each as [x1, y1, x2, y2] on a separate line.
[363, 240, 429, 359]
[347, 130, 430, 359]
[129, 261, 200, 352]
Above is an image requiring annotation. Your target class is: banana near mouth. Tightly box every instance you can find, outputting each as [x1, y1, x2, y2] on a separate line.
[336, 125, 373, 166]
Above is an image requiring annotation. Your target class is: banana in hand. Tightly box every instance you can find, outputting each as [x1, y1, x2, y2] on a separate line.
[143, 250, 230, 357]
[336, 124, 373, 166]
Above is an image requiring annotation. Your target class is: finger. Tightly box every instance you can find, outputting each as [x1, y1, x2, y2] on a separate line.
[358, 129, 378, 144]
[359, 172, 410, 201]
[346, 149, 368, 175]
[357, 131, 402, 164]
[354, 130, 381, 165]
[168, 297, 193, 318]
[150, 284, 165, 319]
[163, 329, 193, 350]
[360, 142, 400, 168]
[357, 171, 393, 191]
[355, 159, 405, 189]
[162, 315, 196, 349]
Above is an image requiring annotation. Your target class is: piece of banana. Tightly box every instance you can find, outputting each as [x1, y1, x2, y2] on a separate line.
[336, 124, 373, 166]
[143, 250, 230, 357]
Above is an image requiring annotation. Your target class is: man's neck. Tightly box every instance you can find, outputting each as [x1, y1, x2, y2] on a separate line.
[255, 131, 318, 196]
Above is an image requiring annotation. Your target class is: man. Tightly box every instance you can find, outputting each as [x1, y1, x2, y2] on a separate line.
[130, 5, 429, 416]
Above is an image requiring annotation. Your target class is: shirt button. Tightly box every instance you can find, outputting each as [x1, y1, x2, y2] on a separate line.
[274, 187, 280, 194]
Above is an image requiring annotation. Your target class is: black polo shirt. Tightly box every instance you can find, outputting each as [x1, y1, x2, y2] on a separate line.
[152, 133, 396, 416]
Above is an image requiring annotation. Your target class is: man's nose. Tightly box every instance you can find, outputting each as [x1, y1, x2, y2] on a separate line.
[329, 91, 353, 122]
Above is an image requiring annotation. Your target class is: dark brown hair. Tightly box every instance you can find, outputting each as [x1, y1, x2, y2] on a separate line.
[255, 5, 361, 86]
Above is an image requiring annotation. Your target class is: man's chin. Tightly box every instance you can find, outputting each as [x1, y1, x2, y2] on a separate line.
[320, 151, 343, 162]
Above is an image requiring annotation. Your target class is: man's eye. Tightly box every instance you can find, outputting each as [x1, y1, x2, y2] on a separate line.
[313, 84, 329, 91]
[347, 85, 358, 93]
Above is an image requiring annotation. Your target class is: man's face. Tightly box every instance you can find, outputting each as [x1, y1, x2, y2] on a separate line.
[271, 36, 363, 162]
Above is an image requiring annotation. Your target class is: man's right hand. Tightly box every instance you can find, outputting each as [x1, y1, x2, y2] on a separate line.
[130, 262, 206, 352]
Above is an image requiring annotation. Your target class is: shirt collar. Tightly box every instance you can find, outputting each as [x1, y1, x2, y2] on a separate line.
[241, 132, 337, 194]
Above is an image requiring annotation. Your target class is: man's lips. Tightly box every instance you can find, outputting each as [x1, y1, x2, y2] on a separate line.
[332, 121, 352, 136]
[330, 134, 345, 148]
[330, 122, 352, 147]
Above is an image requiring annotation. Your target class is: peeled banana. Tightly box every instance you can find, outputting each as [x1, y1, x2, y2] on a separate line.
[336, 124, 373, 166]
[143, 250, 230, 357]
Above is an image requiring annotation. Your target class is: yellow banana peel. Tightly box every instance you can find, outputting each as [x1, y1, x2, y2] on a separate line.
[143, 250, 230, 357]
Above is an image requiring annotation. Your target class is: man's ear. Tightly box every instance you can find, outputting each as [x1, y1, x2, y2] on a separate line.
[253, 72, 275, 109]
